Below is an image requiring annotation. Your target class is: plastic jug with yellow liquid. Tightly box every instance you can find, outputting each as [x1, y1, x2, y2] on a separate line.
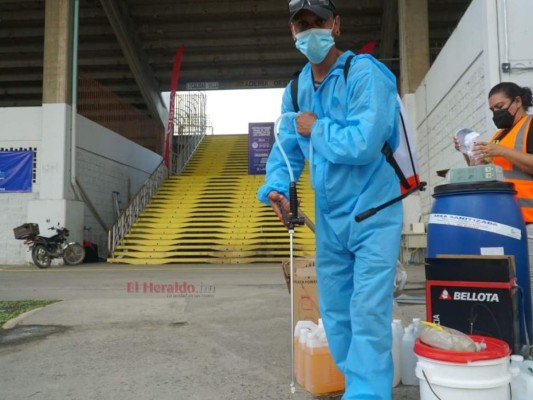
[303, 319, 345, 395]
[293, 320, 317, 387]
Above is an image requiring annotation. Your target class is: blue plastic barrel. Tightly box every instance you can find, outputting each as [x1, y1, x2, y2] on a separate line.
[427, 181, 532, 346]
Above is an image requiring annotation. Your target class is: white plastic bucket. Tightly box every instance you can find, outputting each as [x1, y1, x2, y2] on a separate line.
[414, 335, 511, 400]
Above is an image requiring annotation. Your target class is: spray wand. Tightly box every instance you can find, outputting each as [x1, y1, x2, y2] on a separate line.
[273, 113, 305, 393]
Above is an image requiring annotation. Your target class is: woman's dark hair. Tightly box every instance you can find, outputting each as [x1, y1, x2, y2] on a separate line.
[489, 82, 533, 111]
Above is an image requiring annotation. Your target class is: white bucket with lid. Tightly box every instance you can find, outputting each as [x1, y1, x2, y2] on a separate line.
[414, 335, 511, 400]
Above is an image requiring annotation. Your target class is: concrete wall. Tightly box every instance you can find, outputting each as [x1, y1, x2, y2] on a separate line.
[0, 107, 162, 265]
[412, 0, 533, 221]
[0, 107, 42, 264]
[75, 114, 163, 258]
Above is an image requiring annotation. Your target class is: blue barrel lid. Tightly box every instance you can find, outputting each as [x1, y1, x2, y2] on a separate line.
[433, 181, 516, 196]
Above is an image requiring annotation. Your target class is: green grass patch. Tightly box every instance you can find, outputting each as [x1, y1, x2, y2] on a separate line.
[0, 300, 60, 325]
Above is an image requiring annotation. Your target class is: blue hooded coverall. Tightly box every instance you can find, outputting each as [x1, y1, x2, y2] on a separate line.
[257, 51, 403, 400]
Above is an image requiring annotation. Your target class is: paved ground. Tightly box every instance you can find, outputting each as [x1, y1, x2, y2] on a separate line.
[0, 262, 426, 400]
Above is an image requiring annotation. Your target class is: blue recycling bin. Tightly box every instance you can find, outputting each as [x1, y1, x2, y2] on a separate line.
[427, 181, 532, 346]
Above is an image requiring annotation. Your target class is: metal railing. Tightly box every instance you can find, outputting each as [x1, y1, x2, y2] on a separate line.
[108, 160, 168, 256]
[171, 92, 210, 175]
[171, 132, 208, 175]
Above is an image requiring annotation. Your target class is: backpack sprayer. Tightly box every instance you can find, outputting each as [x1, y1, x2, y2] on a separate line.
[289, 57, 427, 224]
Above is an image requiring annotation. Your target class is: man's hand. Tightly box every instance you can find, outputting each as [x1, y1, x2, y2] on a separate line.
[267, 191, 290, 227]
[295, 112, 318, 137]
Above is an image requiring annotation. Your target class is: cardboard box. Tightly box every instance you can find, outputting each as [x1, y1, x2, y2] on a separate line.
[425, 256, 520, 353]
[409, 223, 426, 234]
[447, 164, 503, 183]
[282, 257, 320, 324]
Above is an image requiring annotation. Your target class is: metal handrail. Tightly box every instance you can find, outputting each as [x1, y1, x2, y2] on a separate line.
[107, 160, 168, 256]
[171, 132, 206, 175]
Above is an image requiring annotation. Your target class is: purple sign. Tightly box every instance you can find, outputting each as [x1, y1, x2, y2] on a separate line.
[248, 122, 274, 175]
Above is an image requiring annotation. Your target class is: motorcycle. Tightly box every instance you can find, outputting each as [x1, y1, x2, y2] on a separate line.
[14, 223, 86, 269]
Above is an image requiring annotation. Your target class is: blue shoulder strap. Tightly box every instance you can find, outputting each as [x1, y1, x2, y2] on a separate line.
[290, 70, 301, 112]
[343, 55, 354, 81]
[290, 55, 354, 113]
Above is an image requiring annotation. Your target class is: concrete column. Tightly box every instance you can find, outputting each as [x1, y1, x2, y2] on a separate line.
[41, 0, 74, 201]
[43, 0, 73, 105]
[32, 0, 84, 246]
[398, 0, 430, 94]
[400, 93, 422, 229]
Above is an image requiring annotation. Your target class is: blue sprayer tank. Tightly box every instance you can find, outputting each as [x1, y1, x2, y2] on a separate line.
[427, 181, 532, 346]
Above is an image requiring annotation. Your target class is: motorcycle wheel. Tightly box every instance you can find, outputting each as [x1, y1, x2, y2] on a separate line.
[32, 244, 51, 269]
[63, 243, 86, 265]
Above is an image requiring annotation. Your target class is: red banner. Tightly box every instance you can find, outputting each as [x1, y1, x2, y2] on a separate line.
[164, 46, 184, 169]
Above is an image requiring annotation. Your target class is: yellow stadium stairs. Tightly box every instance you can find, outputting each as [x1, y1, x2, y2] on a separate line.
[107, 134, 316, 264]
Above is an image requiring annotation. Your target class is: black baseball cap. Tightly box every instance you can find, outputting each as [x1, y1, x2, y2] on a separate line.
[289, 0, 336, 21]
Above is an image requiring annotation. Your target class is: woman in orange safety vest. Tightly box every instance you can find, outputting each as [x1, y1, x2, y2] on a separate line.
[472, 82, 533, 222]
[454, 82, 533, 278]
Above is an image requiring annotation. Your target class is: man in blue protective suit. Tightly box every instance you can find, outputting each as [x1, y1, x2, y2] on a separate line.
[257, 1, 403, 399]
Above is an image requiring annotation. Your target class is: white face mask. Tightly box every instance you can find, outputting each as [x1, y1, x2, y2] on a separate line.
[294, 23, 335, 64]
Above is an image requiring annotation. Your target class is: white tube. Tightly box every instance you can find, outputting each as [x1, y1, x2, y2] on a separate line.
[502, 0, 509, 66]
[289, 229, 296, 393]
[70, 0, 81, 200]
[274, 113, 297, 183]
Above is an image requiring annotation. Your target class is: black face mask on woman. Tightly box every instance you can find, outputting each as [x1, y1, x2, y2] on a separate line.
[492, 103, 516, 129]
